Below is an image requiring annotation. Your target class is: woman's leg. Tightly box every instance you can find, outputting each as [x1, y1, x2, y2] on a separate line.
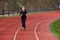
[21, 16, 24, 28]
[23, 17, 26, 28]
[22, 16, 26, 29]
[21, 16, 26, 29]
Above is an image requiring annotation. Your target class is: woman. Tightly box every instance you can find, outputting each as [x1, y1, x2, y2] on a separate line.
[20, 7, 27, 30]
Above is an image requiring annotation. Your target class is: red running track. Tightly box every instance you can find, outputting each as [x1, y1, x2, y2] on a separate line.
[0, 11, 60, 40]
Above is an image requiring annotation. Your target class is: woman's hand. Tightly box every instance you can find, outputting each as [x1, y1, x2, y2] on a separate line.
[21, 14, 23, 16]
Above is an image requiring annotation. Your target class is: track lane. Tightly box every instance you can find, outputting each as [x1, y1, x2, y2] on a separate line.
[13, 20, 38, 40]
[0, 18, 21, 31]
[0, 19, 39, 40]
[0, 22, 21, 40]
[36, 17, 60, 40]
[16, 19, 40, 40]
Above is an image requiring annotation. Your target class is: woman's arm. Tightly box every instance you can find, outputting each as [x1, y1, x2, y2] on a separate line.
[19, 11, 22, 16]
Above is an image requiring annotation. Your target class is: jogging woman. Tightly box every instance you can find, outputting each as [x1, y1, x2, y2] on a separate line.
[20, 7, 27, 30]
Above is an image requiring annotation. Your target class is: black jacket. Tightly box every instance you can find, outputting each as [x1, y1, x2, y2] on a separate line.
[20, 10, 27, 16]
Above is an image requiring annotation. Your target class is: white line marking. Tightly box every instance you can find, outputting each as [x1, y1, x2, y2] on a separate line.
[34, 21, 42, 40]
[13, 20, 36, 40]
[0, 22, 18, 31]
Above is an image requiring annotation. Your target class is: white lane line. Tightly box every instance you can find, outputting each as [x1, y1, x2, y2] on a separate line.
[34, 21, 42, 40]
[13, 20, 36, 40]
[0, 22, 18, 31]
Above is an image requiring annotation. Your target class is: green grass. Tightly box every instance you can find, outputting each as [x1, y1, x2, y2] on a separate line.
[50, 19, 60, 40]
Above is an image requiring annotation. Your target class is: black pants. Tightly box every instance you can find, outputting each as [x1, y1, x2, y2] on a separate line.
[21, 15, 26, 28]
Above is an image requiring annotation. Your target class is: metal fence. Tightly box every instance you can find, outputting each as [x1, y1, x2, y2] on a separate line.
[0, 8, 60, 17]
[0, 10, 20, 16]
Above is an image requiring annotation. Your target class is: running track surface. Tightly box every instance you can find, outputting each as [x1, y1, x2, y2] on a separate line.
[0, 11, 60, 40]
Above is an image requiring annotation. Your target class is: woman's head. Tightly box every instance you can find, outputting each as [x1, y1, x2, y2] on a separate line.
[22, 7, 26, 11]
